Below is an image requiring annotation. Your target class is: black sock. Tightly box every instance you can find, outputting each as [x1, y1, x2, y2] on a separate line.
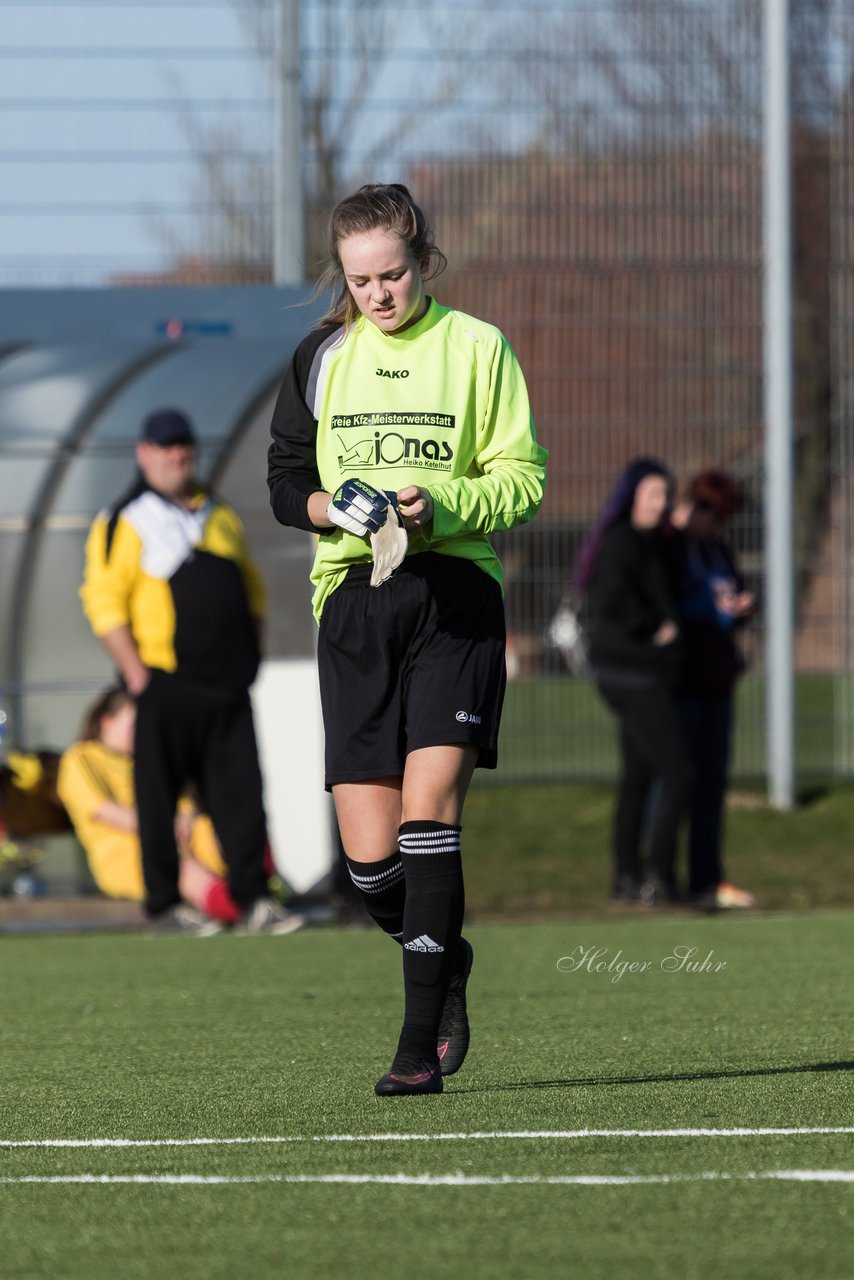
[398, 821, 464, 1060]
[345, 851, 405, 942]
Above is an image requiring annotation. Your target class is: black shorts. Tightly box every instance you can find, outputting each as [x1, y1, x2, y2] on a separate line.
[317, 552, 507, 789]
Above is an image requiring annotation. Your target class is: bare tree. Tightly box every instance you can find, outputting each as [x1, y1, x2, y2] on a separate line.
[492, 0, 845, 606]
[159, 0, 483, 280]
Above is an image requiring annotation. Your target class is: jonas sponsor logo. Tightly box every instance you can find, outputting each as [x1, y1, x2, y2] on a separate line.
[372, 431, 453, 465]
[336, 431, 454, 470]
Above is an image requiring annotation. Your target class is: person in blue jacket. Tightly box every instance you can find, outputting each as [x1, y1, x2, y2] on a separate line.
[664, 469, 756, 909]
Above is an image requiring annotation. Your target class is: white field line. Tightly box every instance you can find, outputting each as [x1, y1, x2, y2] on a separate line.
[1, 1128, 852, 1148]
[0, 1171, 852, 1187]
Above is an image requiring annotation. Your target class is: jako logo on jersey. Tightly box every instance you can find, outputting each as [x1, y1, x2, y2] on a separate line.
[376, 367, 409, 379]
[456, 710, 482, 724]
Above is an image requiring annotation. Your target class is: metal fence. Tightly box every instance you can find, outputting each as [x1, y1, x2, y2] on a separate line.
[1, 0, 853, 786]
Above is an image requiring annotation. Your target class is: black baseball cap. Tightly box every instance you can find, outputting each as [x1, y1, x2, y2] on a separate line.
[140, 409, 196, 447]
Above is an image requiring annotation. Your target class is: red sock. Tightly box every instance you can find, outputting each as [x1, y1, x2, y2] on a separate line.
[202, 879, 241, 925]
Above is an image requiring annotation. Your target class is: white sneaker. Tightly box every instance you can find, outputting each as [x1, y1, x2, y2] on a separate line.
[148, 904, 223, 937]
[715, 882, 756, 909]
[241, 897, 305, 936]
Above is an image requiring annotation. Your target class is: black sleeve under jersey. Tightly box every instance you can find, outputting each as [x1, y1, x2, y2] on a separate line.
[267, 328, 334, 533]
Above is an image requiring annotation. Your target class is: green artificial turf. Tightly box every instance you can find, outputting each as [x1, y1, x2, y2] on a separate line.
[1, 915, 851, 1279]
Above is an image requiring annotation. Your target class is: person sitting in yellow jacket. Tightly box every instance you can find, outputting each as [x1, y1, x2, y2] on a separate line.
[57, 687, 240, 924]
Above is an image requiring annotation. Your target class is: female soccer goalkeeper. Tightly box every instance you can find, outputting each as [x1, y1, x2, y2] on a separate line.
[268, 183, 547, 1095]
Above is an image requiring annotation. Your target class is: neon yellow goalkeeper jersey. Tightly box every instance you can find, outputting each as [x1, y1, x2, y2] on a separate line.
[268, 298, 548, 620]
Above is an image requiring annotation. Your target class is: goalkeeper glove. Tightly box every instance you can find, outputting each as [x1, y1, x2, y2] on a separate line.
[328, 478, 397, 537]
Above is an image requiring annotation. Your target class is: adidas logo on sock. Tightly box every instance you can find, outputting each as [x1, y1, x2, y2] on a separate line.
[403, 934, 445, 952]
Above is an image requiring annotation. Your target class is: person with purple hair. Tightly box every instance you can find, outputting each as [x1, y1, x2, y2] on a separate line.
[577, 458, 691, 904]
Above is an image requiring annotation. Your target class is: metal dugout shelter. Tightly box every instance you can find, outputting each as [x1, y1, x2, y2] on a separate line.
[0, 286, 332, 893]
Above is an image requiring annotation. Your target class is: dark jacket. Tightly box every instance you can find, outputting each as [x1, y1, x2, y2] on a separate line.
[585, 520, 683, 686]
[662, 527, 747, 696]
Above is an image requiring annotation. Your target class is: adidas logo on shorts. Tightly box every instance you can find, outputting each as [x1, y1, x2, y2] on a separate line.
[403, 934, 445, 952]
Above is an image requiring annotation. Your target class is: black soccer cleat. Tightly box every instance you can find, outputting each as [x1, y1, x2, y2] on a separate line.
[437, 936, 474, 1076]
[374, 1052, 443, 1096]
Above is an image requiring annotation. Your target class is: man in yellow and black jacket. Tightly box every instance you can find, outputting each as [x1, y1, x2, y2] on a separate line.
[81, 408, 293, 934]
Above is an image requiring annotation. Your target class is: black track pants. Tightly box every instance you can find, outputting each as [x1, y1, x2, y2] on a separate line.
[598, 680, 693, 891]
[134, 671, 268, 916]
